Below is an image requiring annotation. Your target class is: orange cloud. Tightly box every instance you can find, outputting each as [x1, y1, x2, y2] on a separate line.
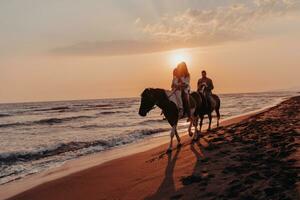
[51, 0, 300, 56]
[138, 0, 299, 43]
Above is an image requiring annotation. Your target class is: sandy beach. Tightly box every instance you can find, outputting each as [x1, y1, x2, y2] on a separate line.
[2, 96, 300, 200]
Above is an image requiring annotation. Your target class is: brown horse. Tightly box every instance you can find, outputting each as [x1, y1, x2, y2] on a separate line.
[138, 88, 199, 152]
[190, 84, 221, 140]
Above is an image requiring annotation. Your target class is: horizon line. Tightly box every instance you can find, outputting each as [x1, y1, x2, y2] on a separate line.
[0, 89, 298, 105]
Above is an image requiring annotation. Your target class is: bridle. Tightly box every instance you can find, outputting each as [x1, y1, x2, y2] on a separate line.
[149, 102, 157, 112]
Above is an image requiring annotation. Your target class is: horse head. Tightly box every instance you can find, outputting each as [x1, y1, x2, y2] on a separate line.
[138, 88, 156, 117]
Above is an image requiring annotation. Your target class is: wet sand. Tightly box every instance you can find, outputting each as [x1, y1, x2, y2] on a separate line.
[4, 96, 300, 200]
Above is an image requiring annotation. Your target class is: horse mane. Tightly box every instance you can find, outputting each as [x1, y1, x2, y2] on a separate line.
[141, 88, 168, 103]
[149, 88, 168, 101]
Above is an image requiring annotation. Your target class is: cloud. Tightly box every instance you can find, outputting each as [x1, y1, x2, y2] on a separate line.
[51, 0, 300, 56]
[51, 40, 189, 56]
[138, 0, 300, 44]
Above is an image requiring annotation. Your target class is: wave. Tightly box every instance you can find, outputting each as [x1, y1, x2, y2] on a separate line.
[98, 110, 128, 115]
[0, 116, 94, 128]
[82, 105, 130, 111]
[0, 127, 169, 164]
[79, 116, 141, 129]
[80, 124, 103, 129]
[0, 122, 26, 128]
[94, 104, 113, 108]
[0, 114, 11, 117]
[33, 106, 70, 112]
[98, 128, 169, 147]
[138, 119, 165, 125]
[0, 140, 110, 164]
[75, 104, 114, 109]
[35, 116, 94, 125]
[80, 122, 131, 129]
[128, 128, 169, 136]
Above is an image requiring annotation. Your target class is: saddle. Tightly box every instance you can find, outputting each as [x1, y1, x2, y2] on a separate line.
[165, 90, 183, 111]
[165, 90, 196, 119]
[199, 92, 216, 111]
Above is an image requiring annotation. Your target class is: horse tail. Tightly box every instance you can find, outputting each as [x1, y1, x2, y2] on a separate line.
[213, 94, 221, 120]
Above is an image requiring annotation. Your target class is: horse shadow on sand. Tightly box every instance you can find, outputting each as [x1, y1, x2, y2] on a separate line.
[145, 141, 206, 200]
[144, 146, 181, 200]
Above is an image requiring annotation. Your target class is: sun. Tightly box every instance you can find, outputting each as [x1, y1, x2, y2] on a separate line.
[168, 49, 192, 68]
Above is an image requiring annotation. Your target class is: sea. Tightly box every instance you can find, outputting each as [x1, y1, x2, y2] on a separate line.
[0, 91, 297, 185]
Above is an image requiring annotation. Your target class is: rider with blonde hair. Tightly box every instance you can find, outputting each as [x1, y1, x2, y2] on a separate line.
[176, 62, 191, 120]
[171, 68, 183, 115]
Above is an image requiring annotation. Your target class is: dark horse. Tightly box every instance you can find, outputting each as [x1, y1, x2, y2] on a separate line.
[191, 84, 221, 140]
[139, 88, 198, 152]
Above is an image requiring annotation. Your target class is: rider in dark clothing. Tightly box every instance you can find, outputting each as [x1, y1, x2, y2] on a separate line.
[197, 70, 214, 108]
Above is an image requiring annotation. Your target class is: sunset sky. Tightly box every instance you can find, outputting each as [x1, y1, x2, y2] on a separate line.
[1, 0, 300, 103]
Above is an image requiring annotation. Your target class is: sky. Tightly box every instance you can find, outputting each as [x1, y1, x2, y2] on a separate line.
[0, 0, 300, 103]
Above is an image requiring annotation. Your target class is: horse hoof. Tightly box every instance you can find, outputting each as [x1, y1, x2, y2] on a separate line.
[177, 143, 182, 148]
[188, 132, 193, 137]
[166, 148, 172, 154]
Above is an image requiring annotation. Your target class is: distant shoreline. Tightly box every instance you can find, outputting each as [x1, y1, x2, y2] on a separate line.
[0, 90, 297, 105]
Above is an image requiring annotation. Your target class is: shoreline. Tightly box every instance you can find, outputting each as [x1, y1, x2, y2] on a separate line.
[0, 95, 295, 200]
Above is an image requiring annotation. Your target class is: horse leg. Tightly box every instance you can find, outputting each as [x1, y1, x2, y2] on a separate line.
[216, 108, 220, 128]
[208, 113, 212, 131]
[193, 117, 199, 141]
[194, 116, 199, 132]
[174, 126, 182, 148]
[167, 126, 176, 153]
[199, 116, 204, 133]
[193, 116, 198, 129]
[188, 120, 193, 137]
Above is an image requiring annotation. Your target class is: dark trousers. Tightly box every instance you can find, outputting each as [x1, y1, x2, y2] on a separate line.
[182, 92, 191, 117]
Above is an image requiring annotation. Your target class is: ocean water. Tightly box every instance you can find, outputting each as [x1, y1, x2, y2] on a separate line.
[0, 91, 296, 185]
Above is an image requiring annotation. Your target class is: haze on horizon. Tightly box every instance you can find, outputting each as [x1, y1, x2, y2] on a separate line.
[0, 0, 300, 103]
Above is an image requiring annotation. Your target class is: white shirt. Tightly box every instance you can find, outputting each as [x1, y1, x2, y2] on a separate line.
[179, 76, 190, 93]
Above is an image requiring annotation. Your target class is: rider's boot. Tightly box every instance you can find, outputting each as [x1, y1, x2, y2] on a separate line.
[184, 94, 193, 122]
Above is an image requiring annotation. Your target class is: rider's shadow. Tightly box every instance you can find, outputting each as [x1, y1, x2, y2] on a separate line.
[145, 147, 182, 200]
